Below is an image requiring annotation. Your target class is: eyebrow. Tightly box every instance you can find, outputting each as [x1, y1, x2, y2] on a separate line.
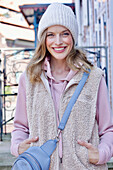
[62, 30, 69, 33]
[47, 29, 69, 34]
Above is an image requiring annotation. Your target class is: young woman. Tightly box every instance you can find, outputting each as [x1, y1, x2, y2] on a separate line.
[11, 3, 113, 170]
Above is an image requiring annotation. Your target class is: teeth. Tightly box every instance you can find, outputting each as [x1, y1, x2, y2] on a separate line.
[54, 48, 65, 51]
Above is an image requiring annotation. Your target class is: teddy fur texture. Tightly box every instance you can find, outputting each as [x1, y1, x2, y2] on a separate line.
[25, 67, 107, 170]
[38, 2, 78, 46]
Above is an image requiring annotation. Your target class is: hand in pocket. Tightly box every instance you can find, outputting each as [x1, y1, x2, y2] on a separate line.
[77, 140, 99, 164]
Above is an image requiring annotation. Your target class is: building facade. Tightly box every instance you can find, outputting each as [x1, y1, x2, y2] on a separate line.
[75, 0, 113, 109]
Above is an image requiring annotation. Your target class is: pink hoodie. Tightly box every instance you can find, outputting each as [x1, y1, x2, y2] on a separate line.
[11, 59, 113, 165]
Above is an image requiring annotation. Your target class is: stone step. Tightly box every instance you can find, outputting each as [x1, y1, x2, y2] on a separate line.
[0, 167, 12, 170]
[0, 133, 16, 170]
[0, 152, 16, 167]
[108, 158, 113, 170]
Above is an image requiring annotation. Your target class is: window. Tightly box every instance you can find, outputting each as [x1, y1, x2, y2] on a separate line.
[103, 13, 106, 42]
[95, 9, 97, 24]
[98, 19, 101, 44]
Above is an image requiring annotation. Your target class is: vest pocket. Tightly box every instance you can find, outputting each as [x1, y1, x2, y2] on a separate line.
[75, 142, 89, 167]
[75, 142, 102, 169]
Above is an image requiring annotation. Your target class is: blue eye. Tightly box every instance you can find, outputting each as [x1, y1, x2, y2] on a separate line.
[63, 32, 70, 36]
[46, 34, 54, 37]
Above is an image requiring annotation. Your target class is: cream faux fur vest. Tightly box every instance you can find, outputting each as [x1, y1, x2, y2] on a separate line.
[25, 67, 107, 170]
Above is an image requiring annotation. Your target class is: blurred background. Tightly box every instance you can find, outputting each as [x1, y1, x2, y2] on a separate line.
[0, 0, 113, 169]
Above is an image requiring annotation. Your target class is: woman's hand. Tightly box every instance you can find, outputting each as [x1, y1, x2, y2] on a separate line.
[77, 140, 99, 164]
[18, 136, 39, 155]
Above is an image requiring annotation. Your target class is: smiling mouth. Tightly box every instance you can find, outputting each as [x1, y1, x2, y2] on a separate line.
[52, 47, 66, 52]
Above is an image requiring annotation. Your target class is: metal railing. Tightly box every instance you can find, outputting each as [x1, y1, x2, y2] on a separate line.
[0, 48, 35, 140]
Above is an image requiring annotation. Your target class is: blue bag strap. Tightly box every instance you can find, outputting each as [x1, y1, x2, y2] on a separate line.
[58, 71, 90, 131]
[41, 139, 58, 156]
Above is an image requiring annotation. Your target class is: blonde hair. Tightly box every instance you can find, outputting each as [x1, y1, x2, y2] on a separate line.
[26, 30, 47, 82]
[27, 30, 93, 84]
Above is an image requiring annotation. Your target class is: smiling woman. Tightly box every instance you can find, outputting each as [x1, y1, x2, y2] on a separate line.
[45, 25, 74, 80]
[11, 2, 113, 170]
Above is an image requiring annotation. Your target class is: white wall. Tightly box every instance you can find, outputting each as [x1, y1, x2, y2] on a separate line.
[75, 0, 82, 46]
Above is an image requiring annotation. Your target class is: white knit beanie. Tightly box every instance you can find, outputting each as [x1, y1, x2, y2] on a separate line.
[38, 2, 78, 45]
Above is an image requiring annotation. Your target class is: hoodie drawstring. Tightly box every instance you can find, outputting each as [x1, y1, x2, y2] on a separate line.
[50, 78, 68, 163]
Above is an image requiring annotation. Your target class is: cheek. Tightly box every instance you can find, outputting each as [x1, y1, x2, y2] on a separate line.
[70, 40, 73, 49]
[46, 39, 53, 53]
[46, 38, 53, 48]
[69, 38, 73, 46]
[65, 37, 73, 47]
[68, 39, 73, 51]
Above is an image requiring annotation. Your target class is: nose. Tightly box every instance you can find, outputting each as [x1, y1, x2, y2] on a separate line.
[55, 35, 62, 45]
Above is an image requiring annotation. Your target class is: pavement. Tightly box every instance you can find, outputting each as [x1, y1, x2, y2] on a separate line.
[0, 133, 16, 170]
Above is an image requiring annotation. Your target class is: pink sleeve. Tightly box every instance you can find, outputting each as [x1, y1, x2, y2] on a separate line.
[10, 72, 29, 157]
[96, 76, 113, 164]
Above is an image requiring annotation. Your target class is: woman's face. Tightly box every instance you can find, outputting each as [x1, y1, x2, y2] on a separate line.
[46, 25, 73, 61]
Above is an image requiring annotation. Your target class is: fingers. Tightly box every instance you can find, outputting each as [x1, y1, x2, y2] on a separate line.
[18, 136, 39, 155]
[77, 140, 94, 150]
[24, 136, 39, 144]
[77, 139, 99, 164]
